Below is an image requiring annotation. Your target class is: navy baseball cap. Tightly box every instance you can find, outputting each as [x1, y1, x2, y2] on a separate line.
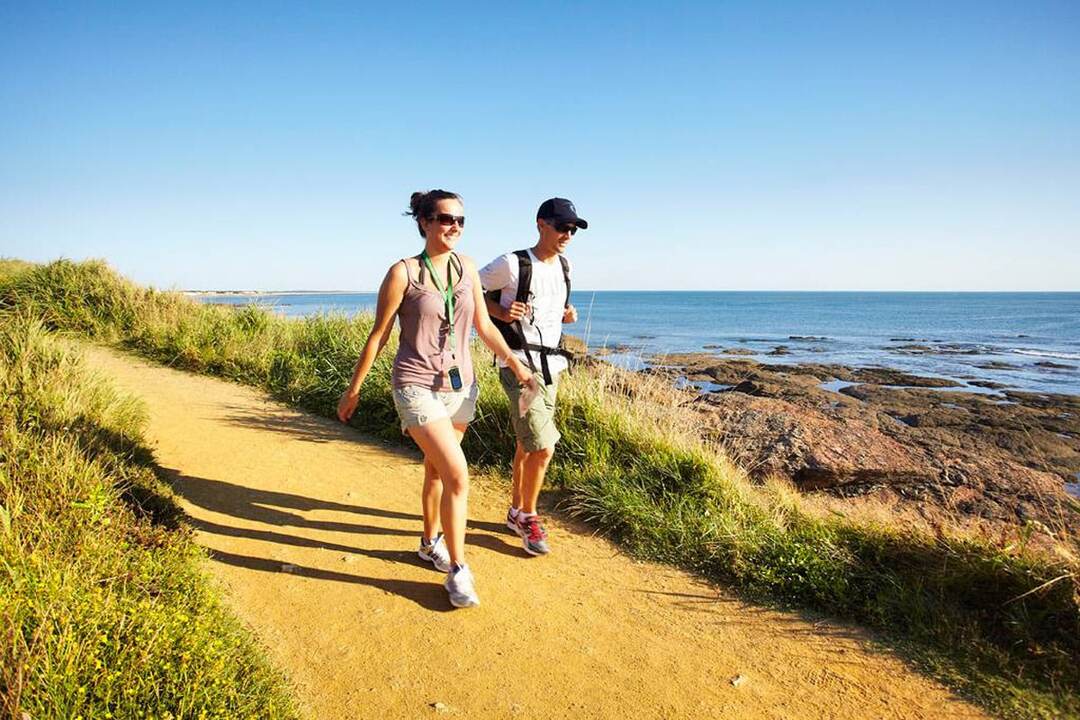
[537, 198, 588, 229]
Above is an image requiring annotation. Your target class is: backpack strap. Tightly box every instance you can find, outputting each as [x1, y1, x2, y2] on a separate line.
[513, 249, 532, 303]
[558, 254, 570, 308]
[509, 250, 539, 378]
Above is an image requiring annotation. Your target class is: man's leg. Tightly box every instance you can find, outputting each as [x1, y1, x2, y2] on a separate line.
[511, 440, 527, 510]
[519, 445, 554, 515]
[511, 440, 555, 556]
[501, 367, 559, 555]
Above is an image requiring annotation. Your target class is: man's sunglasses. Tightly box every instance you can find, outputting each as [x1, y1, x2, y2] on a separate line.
[548, 221, 578, 235]
[430, 213, 465, 228]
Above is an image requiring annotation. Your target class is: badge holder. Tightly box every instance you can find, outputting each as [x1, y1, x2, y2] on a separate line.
[421, 250, 464, 392]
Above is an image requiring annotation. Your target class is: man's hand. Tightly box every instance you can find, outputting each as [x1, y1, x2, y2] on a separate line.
[337, 390, 359, 423]
[562, 304, 578, 323]
[505, 301, 530, 322]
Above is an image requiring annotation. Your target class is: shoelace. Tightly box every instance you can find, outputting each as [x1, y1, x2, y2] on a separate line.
[523, 516, 546, 541]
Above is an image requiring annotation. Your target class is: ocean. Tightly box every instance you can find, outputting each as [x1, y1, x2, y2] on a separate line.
[193, 291, 1080, 397]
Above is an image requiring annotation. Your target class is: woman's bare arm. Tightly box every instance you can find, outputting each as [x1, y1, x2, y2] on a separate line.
[337, 261, 408, 421]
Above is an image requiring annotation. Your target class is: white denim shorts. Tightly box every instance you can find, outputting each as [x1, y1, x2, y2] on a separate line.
[391, 383, 479, 432]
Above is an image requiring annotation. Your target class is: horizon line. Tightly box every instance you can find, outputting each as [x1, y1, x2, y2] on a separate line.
[181, 288, 1080, 295]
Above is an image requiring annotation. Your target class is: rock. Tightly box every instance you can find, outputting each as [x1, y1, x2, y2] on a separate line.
[977, 361, 1019, 370]
[647, 353, 1080, 530]
[1035, 361, 1076, 370]
[560, 333, 588, 355]
[768, 345, 791, 356]
[889, 344, 934, 354]
[697, 392, 933, 490]
[281, 563, 299, 573]
[968, 380, 1007, 390]
[730, 674, 747, 687]
[431, 701, 454, 714]
[847, 368, 958, 388]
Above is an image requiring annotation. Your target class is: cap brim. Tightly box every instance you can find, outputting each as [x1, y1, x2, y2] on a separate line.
[541, 215, 588, 229]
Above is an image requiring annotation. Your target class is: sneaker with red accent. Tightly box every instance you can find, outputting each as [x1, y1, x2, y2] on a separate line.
[517, 514, 550, 556]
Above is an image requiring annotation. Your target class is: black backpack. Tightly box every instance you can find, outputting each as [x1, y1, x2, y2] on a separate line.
[485, 249, 571, 385]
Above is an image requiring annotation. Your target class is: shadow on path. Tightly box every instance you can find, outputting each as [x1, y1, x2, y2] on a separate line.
[218, 402, 419, 456]
[207, 548, 452, 612]
[189, 516, 420, 565]
[159, 468, 419, 535]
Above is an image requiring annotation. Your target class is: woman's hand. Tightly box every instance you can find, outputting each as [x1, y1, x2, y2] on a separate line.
[509, 358, 541, 417]
[509, 357, 538, 392]
[562, 304, 578, 323]
[337, 390, 360, 423]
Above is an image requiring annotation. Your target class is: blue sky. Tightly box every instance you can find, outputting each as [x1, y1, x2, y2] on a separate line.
[2, 1, 1078, 290]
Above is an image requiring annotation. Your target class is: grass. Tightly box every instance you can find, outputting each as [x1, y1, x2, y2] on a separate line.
[2, 258, 1078, 719]
[0, 312, 298, 718]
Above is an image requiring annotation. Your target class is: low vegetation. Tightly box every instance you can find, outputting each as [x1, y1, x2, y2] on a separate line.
[0, 310, 297, 715]
[1, 258, 1077, 719]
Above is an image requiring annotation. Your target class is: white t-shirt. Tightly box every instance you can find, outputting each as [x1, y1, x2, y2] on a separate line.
[479, 249, 571, 377]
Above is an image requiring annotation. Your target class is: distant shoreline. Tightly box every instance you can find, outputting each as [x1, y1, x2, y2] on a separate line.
[183, 290, 371, 296]
[184, 289, 1080, 295]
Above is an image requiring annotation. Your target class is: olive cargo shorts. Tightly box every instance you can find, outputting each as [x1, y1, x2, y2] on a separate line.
[499, 367, 561, 452]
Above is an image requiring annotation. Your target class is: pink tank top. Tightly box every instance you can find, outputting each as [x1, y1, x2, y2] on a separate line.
[391, 256, 476, 390]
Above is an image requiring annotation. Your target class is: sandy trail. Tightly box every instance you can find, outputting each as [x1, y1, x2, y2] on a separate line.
[83, 346, 987, 720]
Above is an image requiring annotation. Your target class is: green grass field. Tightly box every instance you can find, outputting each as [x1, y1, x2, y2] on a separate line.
[1, 258, 1077, 719]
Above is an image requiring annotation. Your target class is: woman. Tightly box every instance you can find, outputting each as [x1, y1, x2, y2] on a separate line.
[337, 189, 536, 609]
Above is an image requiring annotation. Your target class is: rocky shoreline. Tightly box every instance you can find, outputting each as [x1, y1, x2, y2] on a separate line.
[635, 351, 1080, 537]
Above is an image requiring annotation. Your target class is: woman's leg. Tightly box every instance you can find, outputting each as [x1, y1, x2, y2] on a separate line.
[407, 419, 470, 565]
[419, 424, 466, 541]
[421, 458, 442, 541]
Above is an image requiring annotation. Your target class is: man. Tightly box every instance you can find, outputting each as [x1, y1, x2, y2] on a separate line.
[479, 197, 587, 556]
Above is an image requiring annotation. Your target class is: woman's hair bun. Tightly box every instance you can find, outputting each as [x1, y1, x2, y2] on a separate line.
[404, 189, 461, 238]
[409, 191, 425, 215]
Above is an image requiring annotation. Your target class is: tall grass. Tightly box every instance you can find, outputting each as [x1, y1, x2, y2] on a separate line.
[0, 313, 298, 718]
[3, 259, 1078, 719]
[0, 258, 34, 283]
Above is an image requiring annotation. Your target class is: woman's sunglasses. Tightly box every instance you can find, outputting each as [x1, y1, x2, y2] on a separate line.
[430, 213, 466, 228]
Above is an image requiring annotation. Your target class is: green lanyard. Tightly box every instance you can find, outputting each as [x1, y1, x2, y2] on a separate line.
[420, 251, 457, 359]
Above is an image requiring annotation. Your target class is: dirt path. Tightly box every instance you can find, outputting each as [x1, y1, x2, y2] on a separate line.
[83, 346, 988, 720]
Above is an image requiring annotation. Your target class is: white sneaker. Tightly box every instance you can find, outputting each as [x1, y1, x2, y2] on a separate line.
[444, 564, 480, 608]
[506, 508, 524, 536]
[418, 534, 451, 572]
